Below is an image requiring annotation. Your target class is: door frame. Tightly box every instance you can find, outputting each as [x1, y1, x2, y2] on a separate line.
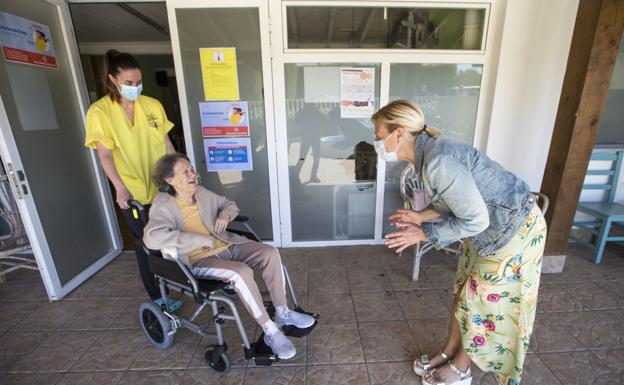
[269, 0, 506, 247]
[0, 0, 123, 300]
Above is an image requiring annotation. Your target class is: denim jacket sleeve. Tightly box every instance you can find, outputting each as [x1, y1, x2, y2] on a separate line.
[421, 155, 489, 249]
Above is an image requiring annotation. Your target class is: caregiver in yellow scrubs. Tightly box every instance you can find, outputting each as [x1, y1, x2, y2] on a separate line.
[84, 49, 180, 310]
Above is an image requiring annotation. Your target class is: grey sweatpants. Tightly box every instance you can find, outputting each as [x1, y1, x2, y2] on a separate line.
[191, 242, 287, 325]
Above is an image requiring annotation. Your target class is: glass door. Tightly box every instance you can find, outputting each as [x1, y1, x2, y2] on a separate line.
[284, 63, 381, 242]
[0, 0, 122, 299]
[166, 0, 280, 243]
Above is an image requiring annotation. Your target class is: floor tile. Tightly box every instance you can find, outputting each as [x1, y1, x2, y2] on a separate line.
[394, 290, 450, 320]
[56, 371, 124, 385]
[529, 313, 586, 353]
[347, 269, 392, 293]
[70, 329, 147, 371]
[0, 300, 43, 331]
[359, 321, 418, 363]
[352, 291, 404, 322]
[366, 361, 420, 385]
[118, 370, 184, 385]
[13, 299, 133, 331]
[0, 372, 63, 385]
[306, 364, 369, 385]
[307, 252, 345, 272]
[541, 351, 617, 385]
[307, 293, 355, 323]
[242, 366, 305, 385]
[307, 322, 364, 364]
[537, 284, 582, 313]
[559, 311, 624, 350]
[0, 331, 46, 372]
[407, 318, 450, 356]
[180, 368, 244, 385]
[520, 354, 563, 385]
[308, 270, 349, 294]
[11, 330, 101, 372]
[130, 329, 200, 370]
[562, 282, 619, 311]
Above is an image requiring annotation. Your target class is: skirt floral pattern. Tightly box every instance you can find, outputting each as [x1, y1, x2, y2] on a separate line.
[454, 204, 547, 385]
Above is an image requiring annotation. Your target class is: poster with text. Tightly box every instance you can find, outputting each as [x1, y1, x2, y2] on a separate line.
[204, 137, 253, 172]
[0, 11, 57, 69]
[199, 101, 249, 137]
[340, 68, 375, 118]
[199, 47, 239, 101]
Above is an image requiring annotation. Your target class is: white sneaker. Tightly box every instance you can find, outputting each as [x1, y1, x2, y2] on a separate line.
[275, 310, 315, 328]
[263, 330, 296, 359]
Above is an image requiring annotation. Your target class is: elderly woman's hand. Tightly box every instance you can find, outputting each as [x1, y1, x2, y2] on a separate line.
[214, 212, 231, 234]
[384, 224, 427, 254]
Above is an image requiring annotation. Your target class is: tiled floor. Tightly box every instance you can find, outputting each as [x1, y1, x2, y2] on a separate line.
[1, 243, 623, 385]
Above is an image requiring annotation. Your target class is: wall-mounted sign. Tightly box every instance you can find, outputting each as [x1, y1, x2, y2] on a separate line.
[0, 11, 57, 69]
[199, 47, 239, 101]
[199, 101, 249, 137]
[204, 137, 253, 172]
[340, 67, 375, 118]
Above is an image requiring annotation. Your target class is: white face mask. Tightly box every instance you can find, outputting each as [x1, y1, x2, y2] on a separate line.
[374, 132, 400, 162]
[119, 83, 143, 101]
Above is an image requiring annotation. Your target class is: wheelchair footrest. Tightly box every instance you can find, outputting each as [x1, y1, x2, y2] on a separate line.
[245, 332, 279, 366]
[283, 320, 318, 338]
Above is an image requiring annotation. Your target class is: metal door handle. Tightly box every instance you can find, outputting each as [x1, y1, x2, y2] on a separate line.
[6, 163, 24, 199]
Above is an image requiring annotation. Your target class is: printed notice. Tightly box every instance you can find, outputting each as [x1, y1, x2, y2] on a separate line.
[199, 47, 239, 101]
[340, 68, 375, 118]
[204, 137, 253, 172]
[199, 101, 249, 137]
[0, 11, 57, 69]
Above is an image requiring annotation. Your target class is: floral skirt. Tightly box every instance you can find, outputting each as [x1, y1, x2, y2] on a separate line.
[454, 204, 547, 385]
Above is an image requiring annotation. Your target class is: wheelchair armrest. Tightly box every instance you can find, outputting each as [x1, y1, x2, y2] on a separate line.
[233, 215, 249, 222]
[161, 247, 200, 295]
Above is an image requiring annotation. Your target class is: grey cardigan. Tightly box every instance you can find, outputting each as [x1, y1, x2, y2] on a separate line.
[143, 186, 252, 267]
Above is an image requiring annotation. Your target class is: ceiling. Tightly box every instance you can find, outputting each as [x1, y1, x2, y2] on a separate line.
[69, 2, 169, 43]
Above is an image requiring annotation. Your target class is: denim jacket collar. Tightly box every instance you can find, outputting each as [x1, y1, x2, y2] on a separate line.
[414, 132, 431, 180]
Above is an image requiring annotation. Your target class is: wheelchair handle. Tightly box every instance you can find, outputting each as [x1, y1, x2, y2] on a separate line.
[233, 215, 249, 223]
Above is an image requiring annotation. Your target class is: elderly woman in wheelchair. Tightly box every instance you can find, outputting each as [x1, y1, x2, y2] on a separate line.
[141, 153, 316, 365]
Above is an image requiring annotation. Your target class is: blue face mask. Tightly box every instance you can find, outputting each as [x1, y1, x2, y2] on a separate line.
[119, 83, 142, 101]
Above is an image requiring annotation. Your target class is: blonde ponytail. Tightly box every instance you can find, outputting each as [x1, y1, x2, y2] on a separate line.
[371, 99, 441, 138]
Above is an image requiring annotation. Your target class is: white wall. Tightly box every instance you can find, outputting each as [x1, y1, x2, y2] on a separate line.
[485, 0, 579, 191]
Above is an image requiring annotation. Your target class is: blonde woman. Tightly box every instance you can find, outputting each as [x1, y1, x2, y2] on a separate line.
[375, 100, 546, 385]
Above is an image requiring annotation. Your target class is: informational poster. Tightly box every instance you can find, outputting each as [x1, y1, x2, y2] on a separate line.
[0, 11, 57, 69]
[199, 101, 249, 137]
[199, 47, 239, 101]
[204, 137, 253, 172]
[340, 67, 375, 118]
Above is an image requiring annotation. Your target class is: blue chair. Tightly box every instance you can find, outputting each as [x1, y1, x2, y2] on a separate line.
[570, 150, 624, 263]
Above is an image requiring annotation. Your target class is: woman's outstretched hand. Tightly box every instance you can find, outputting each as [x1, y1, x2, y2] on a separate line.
[389, 208, 424, 226]
[384, 223, 427, 254]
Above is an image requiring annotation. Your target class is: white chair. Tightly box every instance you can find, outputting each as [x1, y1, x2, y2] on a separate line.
[399, 165, 460, 281]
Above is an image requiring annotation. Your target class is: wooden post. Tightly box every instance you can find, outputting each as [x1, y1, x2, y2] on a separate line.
[541, 0, 624, 255]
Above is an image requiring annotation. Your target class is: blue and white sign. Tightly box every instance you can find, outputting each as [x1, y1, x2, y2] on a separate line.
[204, 137, 253, 172]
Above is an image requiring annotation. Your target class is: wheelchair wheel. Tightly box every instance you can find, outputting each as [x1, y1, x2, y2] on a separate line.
[139, 301, 174, 350]
[205, 346, 230, 372]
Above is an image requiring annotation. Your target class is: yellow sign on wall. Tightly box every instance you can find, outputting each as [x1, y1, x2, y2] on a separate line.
[199, 47, 239, 101]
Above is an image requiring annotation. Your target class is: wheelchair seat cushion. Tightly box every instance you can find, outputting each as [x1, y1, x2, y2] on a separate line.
[147, 254, 228, 293]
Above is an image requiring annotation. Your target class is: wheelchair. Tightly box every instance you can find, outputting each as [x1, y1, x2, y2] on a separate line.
[128, 201, 318, 372]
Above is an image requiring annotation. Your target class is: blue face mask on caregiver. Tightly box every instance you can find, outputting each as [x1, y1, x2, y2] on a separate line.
[119, 83, 143, 101]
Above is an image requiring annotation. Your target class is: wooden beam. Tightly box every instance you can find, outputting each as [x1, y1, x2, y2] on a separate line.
[541, 0, 624, 254]
[358, 9, 376, 46]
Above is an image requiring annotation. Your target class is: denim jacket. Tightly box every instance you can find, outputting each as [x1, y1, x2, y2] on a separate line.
[413, 133, 536, 255]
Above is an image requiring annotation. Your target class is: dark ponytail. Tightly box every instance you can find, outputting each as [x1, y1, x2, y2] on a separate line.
[103, 49, 140, 102]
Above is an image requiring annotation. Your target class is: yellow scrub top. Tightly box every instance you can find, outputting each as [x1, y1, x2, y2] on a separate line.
[84, 95, 174, 204]
[175, 199, 231, 266]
